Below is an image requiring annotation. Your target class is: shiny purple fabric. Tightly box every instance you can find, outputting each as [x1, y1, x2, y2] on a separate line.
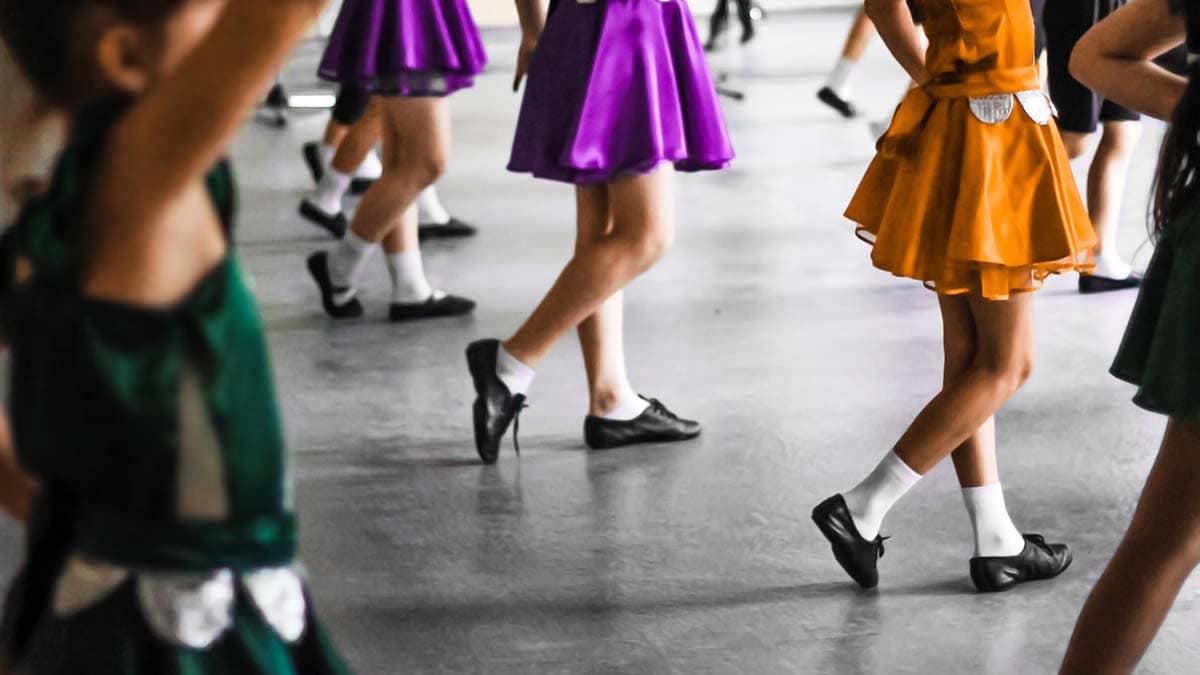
[508, 0, 735, 184]
[319, 0, 488, 97]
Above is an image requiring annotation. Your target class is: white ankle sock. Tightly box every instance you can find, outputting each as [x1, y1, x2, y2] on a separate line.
[1093, 249, 1133, 280]
[329, 232, 376, 302]
[599, 393, 650, 421]
[319, 143, 336, 167]
[417, 186, 451, 226]
[825, 57, 856, 97]
[496, 345, 535, 396]
[354, 150, 382, 181]
[962, 484, 1027, 557]
[842, 450, 922, 540]
[385, 250, 434, 304]
[308, 169, 351, 215]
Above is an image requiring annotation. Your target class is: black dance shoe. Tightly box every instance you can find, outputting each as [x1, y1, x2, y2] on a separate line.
[299, 200, 348, 239]
[970, 534, 1073, 593]
[302, 142, 324, 183]
[812, 494, 888, 589]
[583, 397, 701, 450]
[349, 177, 375, 195]
[418, 217, 479, 241]
[1079, 272, 1143, 294]
[389, 294, 476, 322]
[306, 252, 363, 319]
[466, 339, 528, 464]
[817, 86, 859, 119]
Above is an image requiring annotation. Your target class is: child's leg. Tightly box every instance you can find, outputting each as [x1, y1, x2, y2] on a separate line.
[892, 292, 1035, 473]
[1086, 119, 1142, 279]
[329, 97, 449, 292]
[1060, 418, 1200, 674]
[380, 205, 434, 303]
[307, 99, 384, 215]
[843, 293, 975, 539]
[570, 185, 646, 418]
[819, 7, 875, 117]
[501, 167, 675, 369]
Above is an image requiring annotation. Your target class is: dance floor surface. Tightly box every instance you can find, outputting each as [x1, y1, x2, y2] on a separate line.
[1, 9, 1194, 674]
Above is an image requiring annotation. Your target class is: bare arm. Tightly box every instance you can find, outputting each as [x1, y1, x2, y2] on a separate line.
[512, 0, 546, 91]
[1070, 0, 1186, 120]
[0, 412, 36, 523]
[85, 0, 327, 305]
[864, 0, 928, 85]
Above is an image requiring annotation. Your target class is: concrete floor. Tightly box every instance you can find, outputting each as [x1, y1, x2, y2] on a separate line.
[2, 8, 1198, 674]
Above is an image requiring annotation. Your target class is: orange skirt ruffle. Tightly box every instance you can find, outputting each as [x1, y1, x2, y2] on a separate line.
[846, 94, 1095, 301]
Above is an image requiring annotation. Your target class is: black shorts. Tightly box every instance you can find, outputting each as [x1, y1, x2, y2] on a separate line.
[1037, 0, 1139, 134]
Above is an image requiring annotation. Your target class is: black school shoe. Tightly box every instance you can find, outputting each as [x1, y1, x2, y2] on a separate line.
[389, 294, 476, 322]
[418, 218, 479, 241]
[466, 339, 527, 464]
[970, 534, 1073, 593]
[583, 397, 701, 450]
[299, 200, 348, 239]
[306, 252, 363, 319]
[1079, 272, 1143, 294]
[817, 86, 858, 119]
[811, 494, 888, 589]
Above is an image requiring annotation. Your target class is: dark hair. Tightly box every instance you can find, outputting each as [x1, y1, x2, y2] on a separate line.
[0, 0, 188, 108]
[1150, 0, 1200, 239]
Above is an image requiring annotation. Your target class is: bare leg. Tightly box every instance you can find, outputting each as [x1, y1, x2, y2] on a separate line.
[330, 99, 383, 176]
[938, 294, 1001, 488]
[322, 119, 348, 148]
[843, 7, 876, 60]
[1087, 120, 1142, 260]
[893, 293, 1035, 475]
[503, 167, 676, 367]
[571, 184, 640, 415]
[1061, 418, 1200, 675]
[381, 204, 419, 255]
[349, 97, 449, 244]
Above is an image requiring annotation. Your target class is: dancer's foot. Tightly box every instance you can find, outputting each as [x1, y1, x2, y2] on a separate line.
[583, 397, 701, 450]
[299, 199, 348, 239]
[307, 252, 363, 319]
[389, 292, 475, 322]
[1078, 272, 1143, 294]
[467, 339, 528, 464]
[817, 86, 858, 119]
[418, 217, 479, 241]
[740, 24, 756, 44]
[812, 494, 888, 589]
[970, 534, 1073, 593]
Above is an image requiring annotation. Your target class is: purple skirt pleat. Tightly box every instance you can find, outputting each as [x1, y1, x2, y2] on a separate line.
[508, 0, 735, 184]
[319, 0, 488, 97]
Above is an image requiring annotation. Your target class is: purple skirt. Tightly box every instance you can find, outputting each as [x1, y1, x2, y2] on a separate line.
[508, 0, 735, 184]
[318, 0, 488, 97]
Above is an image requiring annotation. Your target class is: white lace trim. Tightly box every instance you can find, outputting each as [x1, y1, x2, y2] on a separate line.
[51, 557, 308, 649]
[968, 90, 1053, 126]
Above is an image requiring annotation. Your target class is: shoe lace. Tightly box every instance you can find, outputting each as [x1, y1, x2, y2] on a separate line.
[644, 398, 676, 419]
[875, 535, 890, 559]
[508, 399, 529, 456]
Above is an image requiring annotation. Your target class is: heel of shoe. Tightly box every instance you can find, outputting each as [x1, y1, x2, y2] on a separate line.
[970, 559, 1017, 593]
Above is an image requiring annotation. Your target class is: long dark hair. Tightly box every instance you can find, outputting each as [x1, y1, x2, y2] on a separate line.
[1150, 0, 1200, 239]
[0, 0, 188, 108]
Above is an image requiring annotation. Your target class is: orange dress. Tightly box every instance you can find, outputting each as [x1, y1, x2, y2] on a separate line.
[846, 0, 1096, 300]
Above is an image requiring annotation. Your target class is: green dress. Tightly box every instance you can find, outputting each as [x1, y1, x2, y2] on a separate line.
[0, 102, 351, 674]
[1110, 201, 1200, 422]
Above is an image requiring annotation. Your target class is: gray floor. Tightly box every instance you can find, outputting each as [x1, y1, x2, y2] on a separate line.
[2, 8, 1198, 674]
